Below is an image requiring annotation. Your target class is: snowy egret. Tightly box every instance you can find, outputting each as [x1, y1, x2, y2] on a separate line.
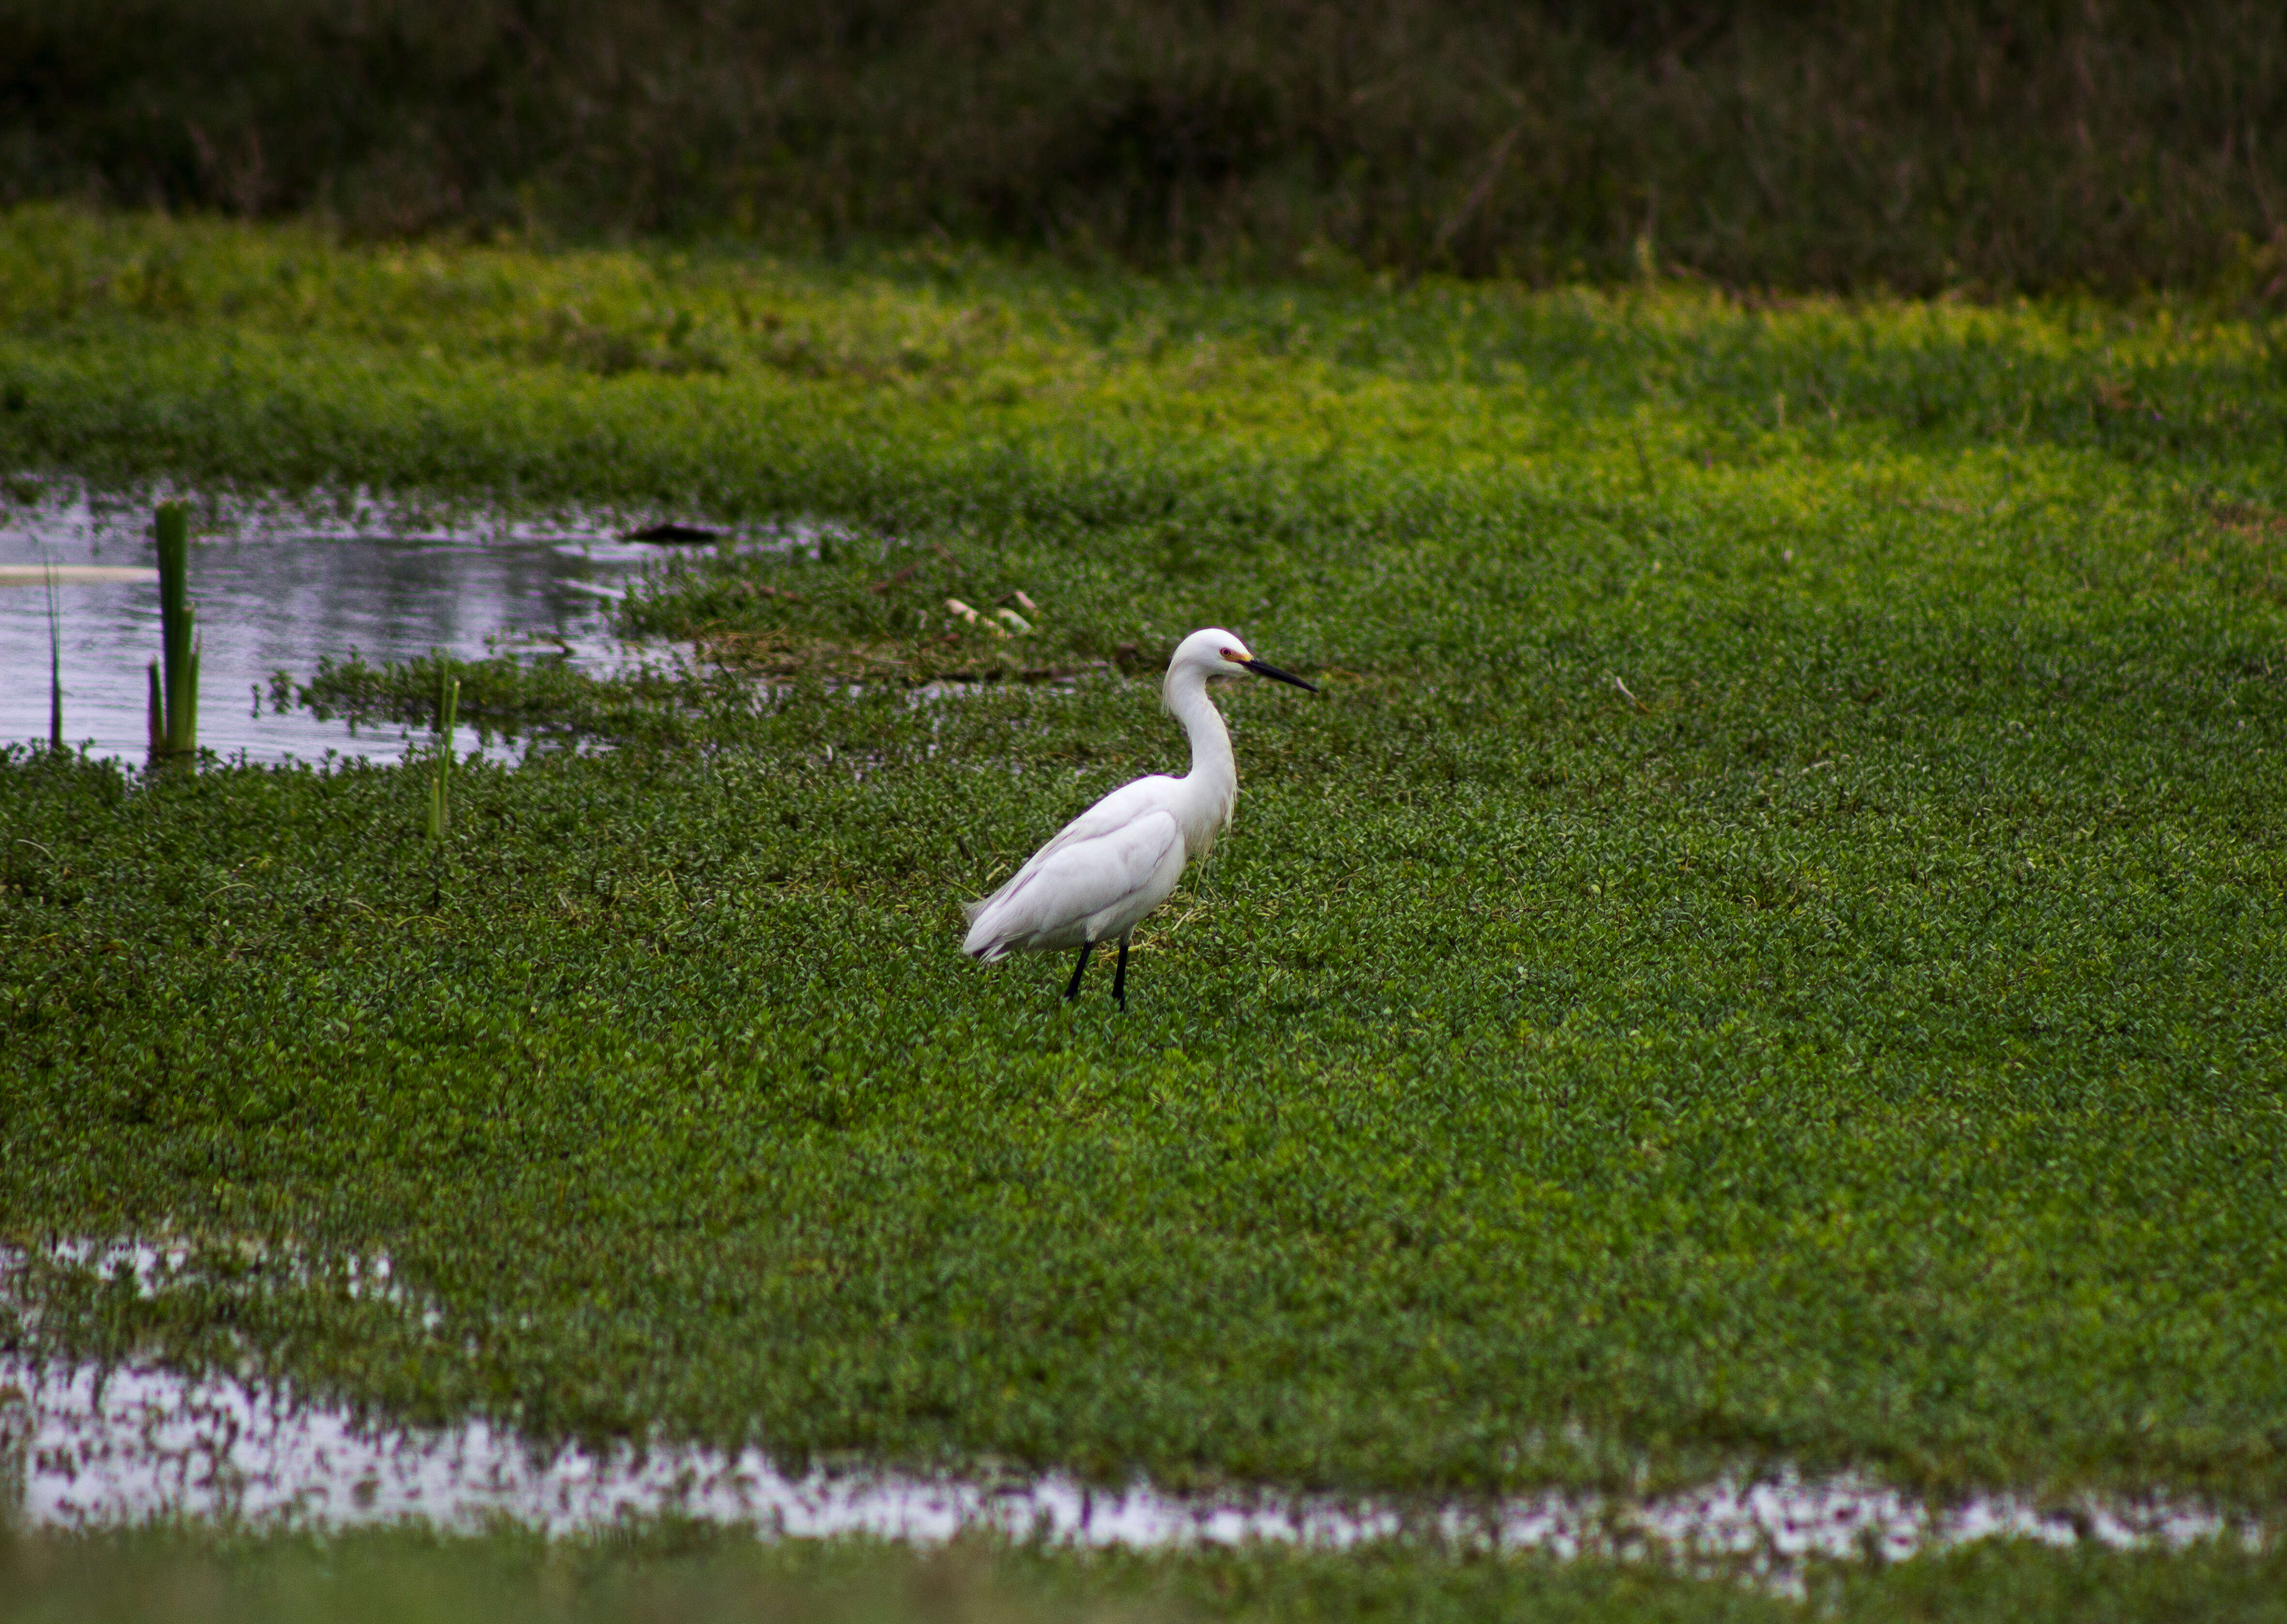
[963, 627, 1317, 1006]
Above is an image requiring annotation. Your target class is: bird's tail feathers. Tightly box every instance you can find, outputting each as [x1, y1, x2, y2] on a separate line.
[965, 866, 1038, 960]
[964, 921, 1015, 961]
[963, 891, 1014, 960]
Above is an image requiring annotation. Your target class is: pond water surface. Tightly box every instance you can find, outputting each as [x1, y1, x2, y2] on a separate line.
[0, 491, 719, 766]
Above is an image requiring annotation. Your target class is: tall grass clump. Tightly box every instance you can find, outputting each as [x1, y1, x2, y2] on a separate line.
[3, 1, 2286, 295]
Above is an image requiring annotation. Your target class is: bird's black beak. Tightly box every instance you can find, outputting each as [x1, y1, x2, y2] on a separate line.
[1243, 658, 1318, 693]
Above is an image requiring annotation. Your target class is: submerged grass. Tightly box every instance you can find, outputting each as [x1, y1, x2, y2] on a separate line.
[3, 211, 2287, 1600]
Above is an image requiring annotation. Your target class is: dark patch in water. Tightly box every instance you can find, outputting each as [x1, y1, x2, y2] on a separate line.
[625, 521, 723, 544]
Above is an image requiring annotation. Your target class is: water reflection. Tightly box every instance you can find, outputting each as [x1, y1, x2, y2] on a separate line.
[0, 492, 727, 765]
[0, 1350, 2248, 1580]
[1, 1243, 2261, 1579]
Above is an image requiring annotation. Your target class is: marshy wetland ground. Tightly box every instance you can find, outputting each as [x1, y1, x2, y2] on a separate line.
[3, 208, 2287, 1619]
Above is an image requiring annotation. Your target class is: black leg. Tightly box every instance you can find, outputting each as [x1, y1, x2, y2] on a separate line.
[1112, 938, 1129, 1008]
[1064, 942, 1093, 1000]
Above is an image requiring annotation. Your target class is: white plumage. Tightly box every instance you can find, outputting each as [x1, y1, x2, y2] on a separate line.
[963, 626, 1317, 1005]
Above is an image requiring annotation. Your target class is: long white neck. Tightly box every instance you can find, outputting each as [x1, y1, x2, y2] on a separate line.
[1164, 665, 1238, 851]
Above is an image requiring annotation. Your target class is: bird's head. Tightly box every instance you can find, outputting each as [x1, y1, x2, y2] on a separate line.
[1168, 627, 1318, 691]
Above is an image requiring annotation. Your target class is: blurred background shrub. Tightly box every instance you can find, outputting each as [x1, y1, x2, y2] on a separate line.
[3, 0, 2284, 294]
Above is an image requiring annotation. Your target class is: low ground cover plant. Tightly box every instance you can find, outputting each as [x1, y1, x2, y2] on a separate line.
[2, 211, 2286, 1615]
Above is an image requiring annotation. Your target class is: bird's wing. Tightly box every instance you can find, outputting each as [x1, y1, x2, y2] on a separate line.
[1032, 777, 1180, 859]
[964, 778, 1178, 921]
[964, 805, 1183, 956]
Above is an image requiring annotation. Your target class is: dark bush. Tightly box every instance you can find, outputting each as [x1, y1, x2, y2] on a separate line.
[4, 0, 2286, 292]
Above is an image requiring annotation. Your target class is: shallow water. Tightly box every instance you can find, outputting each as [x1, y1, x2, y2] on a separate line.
[0, 491, 742, 766]
[0, 1246, 2252, 1577]
[0, 1352, 2244, 1580]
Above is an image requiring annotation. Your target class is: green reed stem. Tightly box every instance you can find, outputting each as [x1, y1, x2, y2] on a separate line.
[43, 554, 62, 751]
[154, 502, 197, 762]
[428, 660, 460, 840]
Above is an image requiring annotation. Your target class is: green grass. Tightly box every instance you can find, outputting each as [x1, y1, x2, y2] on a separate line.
[6, 1529, 2287, 1624]
[4, 211, 2287, 1610]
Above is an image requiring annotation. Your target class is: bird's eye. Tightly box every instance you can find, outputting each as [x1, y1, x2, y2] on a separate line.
[1220, 647, 1247, 663]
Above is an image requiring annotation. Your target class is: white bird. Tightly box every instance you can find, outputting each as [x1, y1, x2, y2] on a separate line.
[963, 626, 1318, 1006]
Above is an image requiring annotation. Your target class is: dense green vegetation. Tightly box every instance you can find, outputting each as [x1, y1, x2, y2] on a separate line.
[7, 1, 2287, 294]
[3, 209, 2287, 1612]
